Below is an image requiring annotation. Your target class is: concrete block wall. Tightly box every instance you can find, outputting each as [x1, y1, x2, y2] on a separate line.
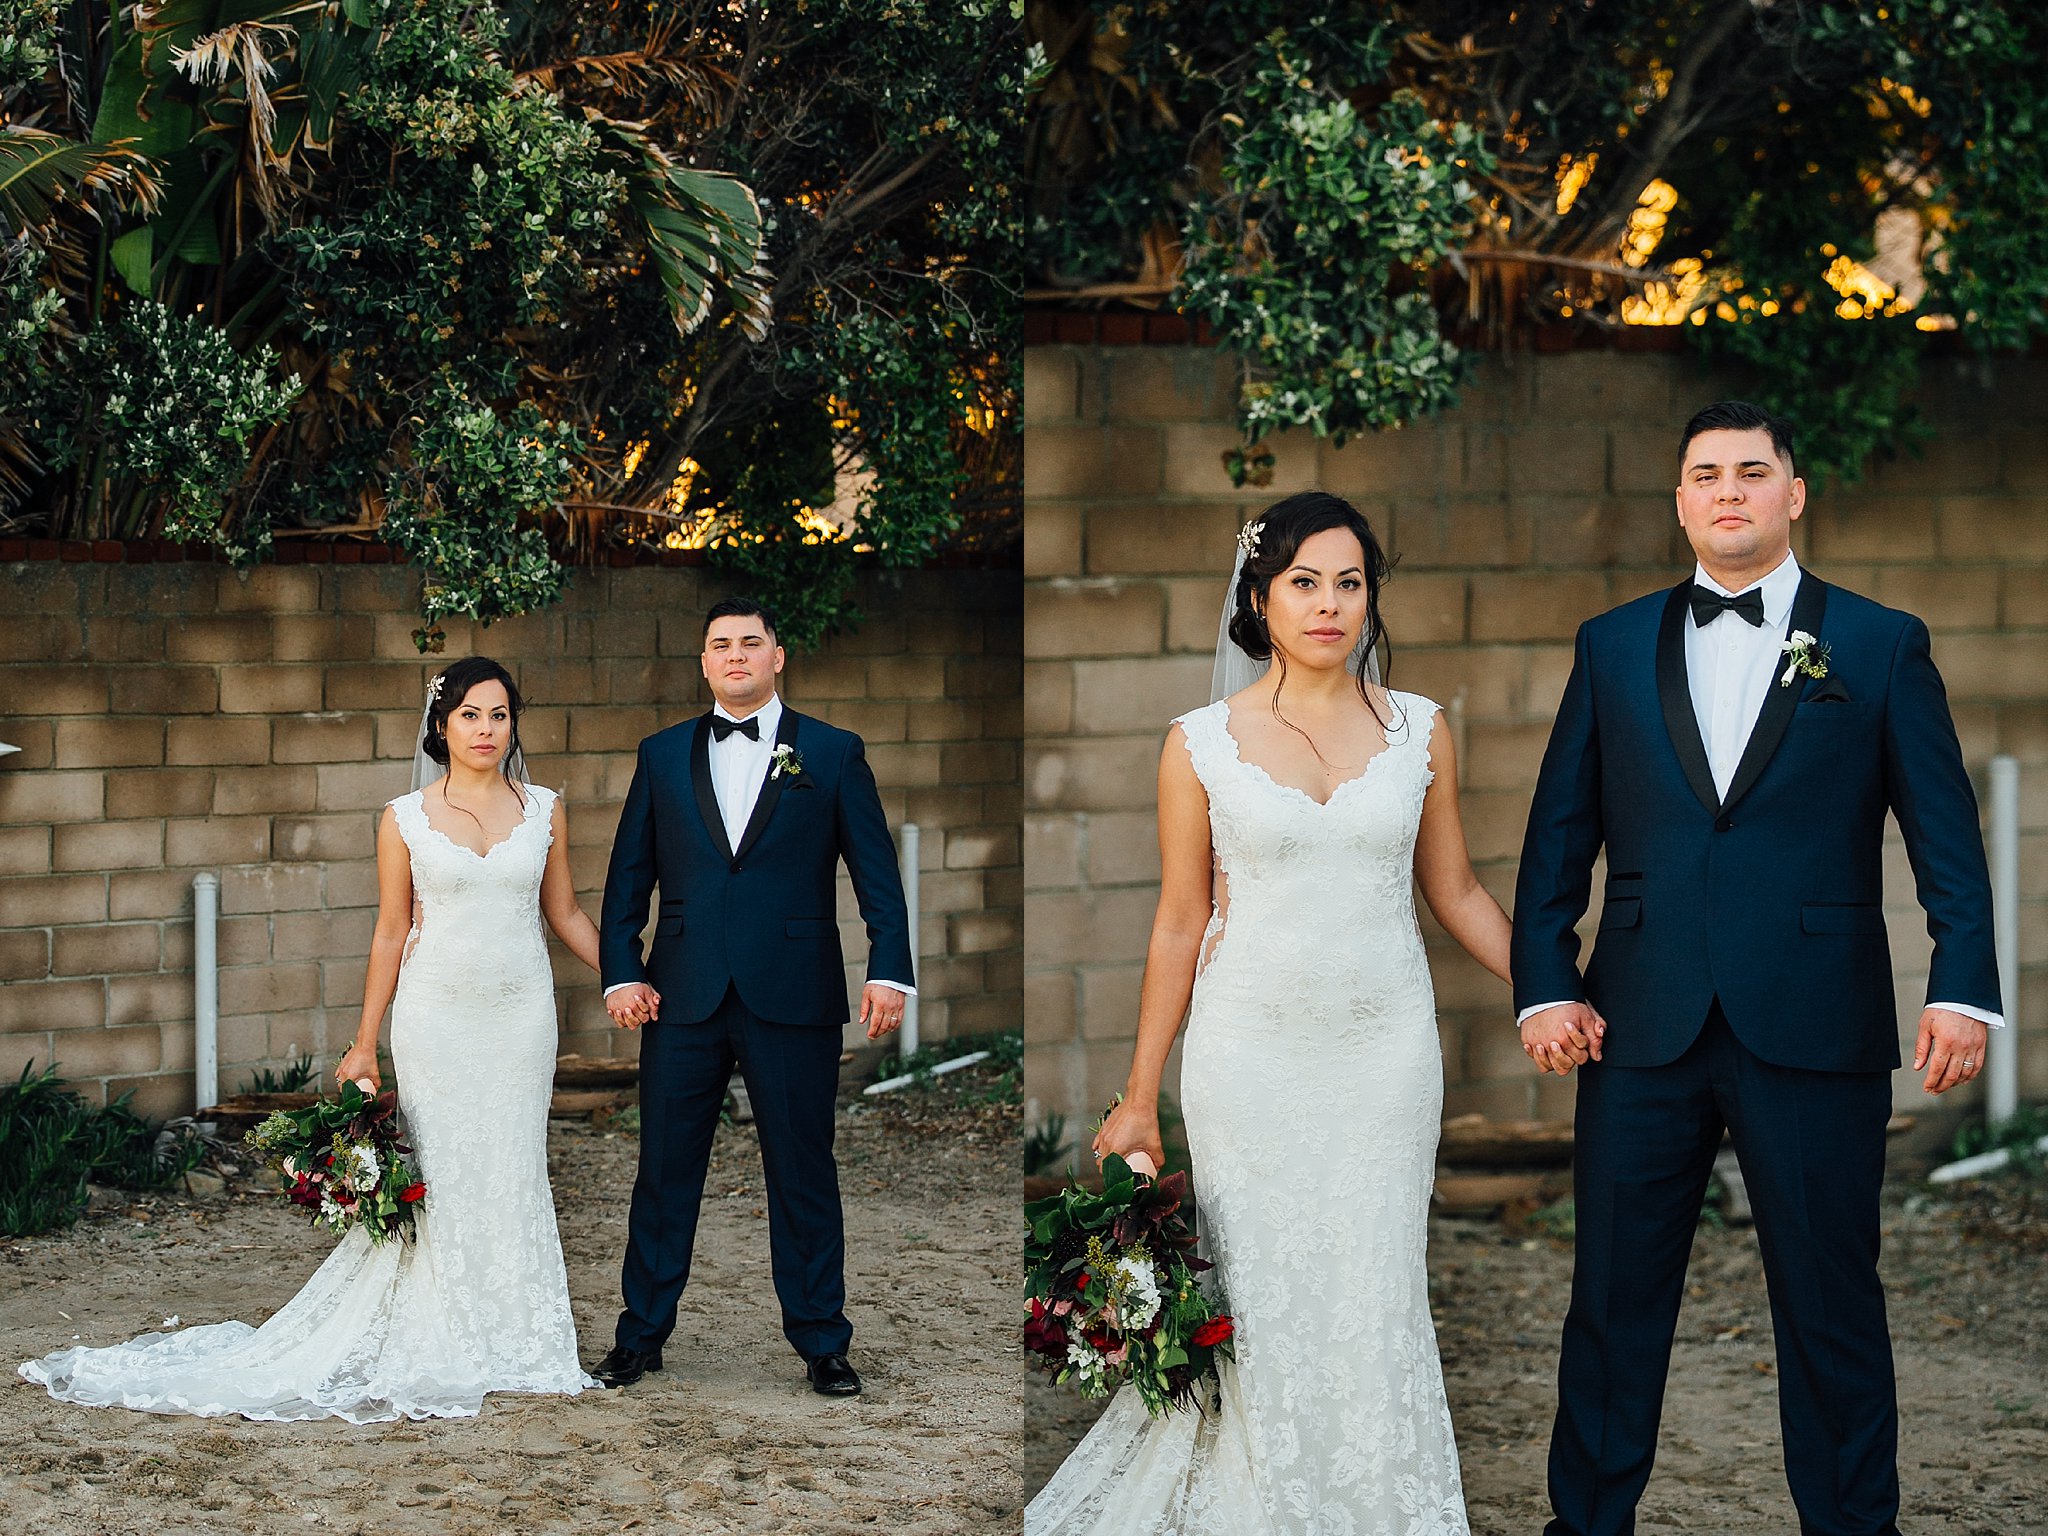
[0, 562, 1021, 1120]
[1024, 341, 2048, 1140]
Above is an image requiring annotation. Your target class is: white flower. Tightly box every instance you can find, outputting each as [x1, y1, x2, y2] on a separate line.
[1111, 1252, 1162, 1331]
[349, 1145, 379, 1192]
[1778, 629, 1830, 687]
[1065, 1338, 1109, 1394]
[770, 744, 804, 780]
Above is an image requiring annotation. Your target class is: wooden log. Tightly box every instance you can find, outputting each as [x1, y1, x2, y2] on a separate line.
[552, 1053, 639, 1089]
[196, 1092, 320, 1132]
[549, 1087, 633, 1117]
[1437, 1113, 1576, 1168]
[1430, 1170, 1553, 1215]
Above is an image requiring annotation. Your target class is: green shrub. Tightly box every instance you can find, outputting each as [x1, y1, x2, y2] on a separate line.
[0, 1063, 206, 1237]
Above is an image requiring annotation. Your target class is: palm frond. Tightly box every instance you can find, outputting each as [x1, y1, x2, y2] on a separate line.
[590, 111, 769, 340]
[0, 128, 159, 234]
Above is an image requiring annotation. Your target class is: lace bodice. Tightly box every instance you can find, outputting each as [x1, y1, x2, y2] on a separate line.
[1177, 693, 1437, 1035]
[389, 784, 557, 1015]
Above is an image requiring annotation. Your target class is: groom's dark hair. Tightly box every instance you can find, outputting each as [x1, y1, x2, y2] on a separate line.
[703, 596, 777, 641]
[1680, 400, 1796, 474]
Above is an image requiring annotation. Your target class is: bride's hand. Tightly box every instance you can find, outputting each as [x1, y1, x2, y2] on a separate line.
[1091, 1098, 1164, 1175]
[335, 1042, 381, 1092]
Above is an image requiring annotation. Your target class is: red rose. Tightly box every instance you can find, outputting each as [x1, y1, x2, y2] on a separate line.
[1075, 1271, 1091, 1292]
[1191, 1315, 1234, 1348]
[398, 1182, 426, 1203]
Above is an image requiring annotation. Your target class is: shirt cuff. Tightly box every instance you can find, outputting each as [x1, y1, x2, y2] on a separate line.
[868, 980, 916, 996]
[1516, 1000, 1580, 1026]
[1930, 1001, 2004, 1030]
[603, 983, 640, 998]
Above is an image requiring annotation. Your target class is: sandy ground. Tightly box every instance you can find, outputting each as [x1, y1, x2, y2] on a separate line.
[1024, 1174, 2048, 1534]
[1, 1068, 1022, 1536]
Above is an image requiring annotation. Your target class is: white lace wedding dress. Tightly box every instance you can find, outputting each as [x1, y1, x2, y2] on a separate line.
[18, 785, 595, 1422]
[1028, 692, 1468, 1536]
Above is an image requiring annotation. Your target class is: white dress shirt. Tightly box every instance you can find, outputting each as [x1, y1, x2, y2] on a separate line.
[1519, 553, 1999, 1031]
[606, 692, 912, 999]
[709, 694, 785, 855]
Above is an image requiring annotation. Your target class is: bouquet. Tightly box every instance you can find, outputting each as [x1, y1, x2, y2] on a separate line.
[245, 1079, 424, 1244]
[1024, 1153, 1235, 1417]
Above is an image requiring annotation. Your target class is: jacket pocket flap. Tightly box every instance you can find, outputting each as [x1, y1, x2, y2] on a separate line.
[1801, 904, 1884, 935]
[1598, 898, 1641, 931]
[785, 918, 837, 938]
[653, 915, 684, 937]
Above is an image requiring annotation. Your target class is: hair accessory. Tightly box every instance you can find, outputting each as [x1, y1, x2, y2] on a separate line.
[1236, 520, 1265, 558]
[426, 675, 444, 702]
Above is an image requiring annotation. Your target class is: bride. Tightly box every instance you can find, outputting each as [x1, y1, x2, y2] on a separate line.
[1028, 492, 1599, 1534]
[19, 657, 602, 1421]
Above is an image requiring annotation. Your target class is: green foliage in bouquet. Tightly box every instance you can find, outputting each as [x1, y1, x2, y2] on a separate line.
[1024, 1153, 1235, 1417]
[0, 1063, 206, 1237]
[247, 1078, 424, 1243]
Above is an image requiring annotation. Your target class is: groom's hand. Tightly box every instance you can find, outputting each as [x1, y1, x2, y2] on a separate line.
[1914, 1007, 1987, 1095]
[859, 983, 906, 1040]
[606, 983, 660, 1029]
[1521, 1002, 1603, 1075]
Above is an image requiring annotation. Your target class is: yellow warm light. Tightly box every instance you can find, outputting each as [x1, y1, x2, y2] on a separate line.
[1915, 313, 1958, 331]
[1620, 255, 1705, 326]
[1620, 179, 1678, 268]
[1555, 153, 1597, 216]
[1822, 253, 1911, 317]
[621, 439, 650, 479]
[795, 506, 852, 547]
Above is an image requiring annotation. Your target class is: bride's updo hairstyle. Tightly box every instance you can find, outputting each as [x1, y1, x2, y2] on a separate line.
[422, 656, 526, 772]
[1229, 490, 1394, 719]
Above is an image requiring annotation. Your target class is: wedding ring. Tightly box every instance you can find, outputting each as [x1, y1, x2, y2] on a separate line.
[1963, 1058, 1974, 1069]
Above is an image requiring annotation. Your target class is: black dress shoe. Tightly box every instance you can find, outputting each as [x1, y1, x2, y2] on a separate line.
[805, 1352, 861, 1396]
[591, 1344, 662, 1388]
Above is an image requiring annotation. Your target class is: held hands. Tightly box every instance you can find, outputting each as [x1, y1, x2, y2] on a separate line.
[1520, 1002, 1606, 1076]
[606, 982, 660, 1029]
[1091, 1096, 1166, 1176]
[1913, 1007, 1987, 1095]
[859, 983, 906, 1041]
[335, 1041, 381, 1091]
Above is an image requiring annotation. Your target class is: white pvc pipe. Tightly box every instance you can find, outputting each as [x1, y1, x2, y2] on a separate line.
[1987, 756, 2020, 1130]
[1928, 1135, 2048, 1184]
[863, 1050, 988, 1097]
[899, 821, 921, 1057]
[192, 872, 219, 1113]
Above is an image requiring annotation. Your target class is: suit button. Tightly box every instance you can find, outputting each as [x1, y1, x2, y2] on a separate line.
[1715, 818, 1732, 832]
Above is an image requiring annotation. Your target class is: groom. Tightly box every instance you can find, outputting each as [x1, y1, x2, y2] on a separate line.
[593, 596, 915, 1396]
[1512, 401, 2000, 1536]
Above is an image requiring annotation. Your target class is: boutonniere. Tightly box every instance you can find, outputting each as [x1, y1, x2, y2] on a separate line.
[770, 744, 804, 781]
[1779, 629, 1830, 687]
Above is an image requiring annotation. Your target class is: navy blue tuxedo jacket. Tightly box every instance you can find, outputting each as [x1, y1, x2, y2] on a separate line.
[598, 708, 914, 1029]
[1512, 573, 1999, 1073]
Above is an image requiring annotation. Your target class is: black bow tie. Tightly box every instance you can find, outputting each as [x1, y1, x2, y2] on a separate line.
[709, 714, 760, 742]
[1689, 584, 1767, 628]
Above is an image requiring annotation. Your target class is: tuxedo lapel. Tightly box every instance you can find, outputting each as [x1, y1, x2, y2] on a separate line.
[1720, 571, 1829, 814]
[1655, 581, 1720, 816]
[731, 707, 802, 868]
[689, 714, 733, 862]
